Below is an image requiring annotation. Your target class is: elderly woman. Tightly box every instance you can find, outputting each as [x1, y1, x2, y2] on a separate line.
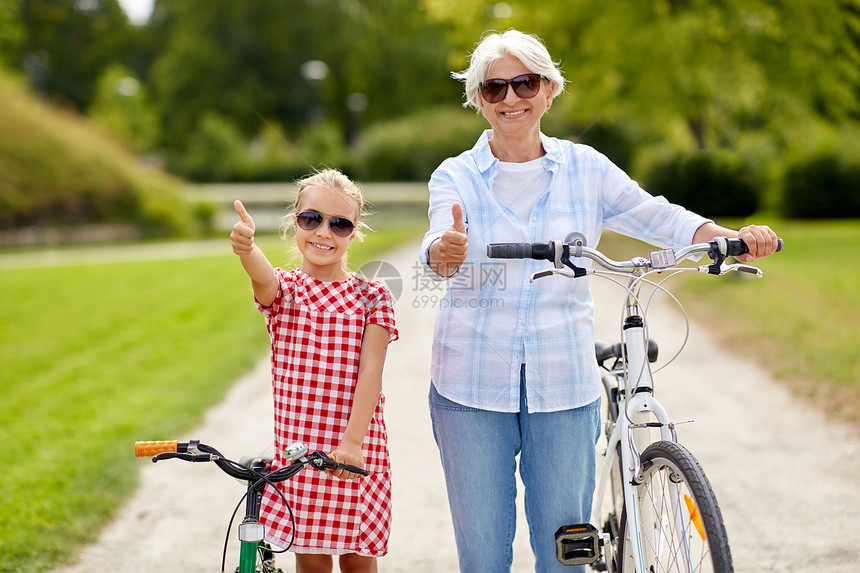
[419, 29, 778, 572]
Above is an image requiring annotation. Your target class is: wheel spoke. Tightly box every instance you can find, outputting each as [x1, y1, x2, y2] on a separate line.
[624, 441, 733, 573]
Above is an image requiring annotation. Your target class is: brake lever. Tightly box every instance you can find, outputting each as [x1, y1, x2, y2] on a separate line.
[697, 263, 762, 277]
[728, 263, 763, 277]
[152, 452, 215, 463]
[530, 268, 581, 282]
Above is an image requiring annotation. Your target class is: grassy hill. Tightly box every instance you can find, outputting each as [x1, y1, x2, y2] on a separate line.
[0, 69, 195, 243]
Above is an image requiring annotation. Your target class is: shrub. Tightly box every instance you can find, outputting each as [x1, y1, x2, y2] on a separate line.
[567, 122, 636, 173]
[169, 113, 336, 183]
[0, 70, 191, 235]
[641, 148, 760, 218]
[349, 106, 486, 181]
[781, 149, 860, 219]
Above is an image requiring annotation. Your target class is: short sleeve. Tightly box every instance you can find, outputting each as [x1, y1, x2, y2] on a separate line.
[366, 283, 398, 343]
[255, 268, 294, 317]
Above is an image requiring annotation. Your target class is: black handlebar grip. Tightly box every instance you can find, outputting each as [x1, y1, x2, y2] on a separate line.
[487, 243, 533, 259]
[726, 237, 784, 257]
[339, 464, 370, 476]
[486, 242, 554, 261]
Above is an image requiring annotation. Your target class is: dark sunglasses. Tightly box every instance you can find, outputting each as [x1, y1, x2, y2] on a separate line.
[296, 211, 355, 237]
[479, 73, 545, 104]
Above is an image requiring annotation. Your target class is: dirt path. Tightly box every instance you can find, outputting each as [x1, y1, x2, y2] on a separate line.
[54, 240, 860, 572]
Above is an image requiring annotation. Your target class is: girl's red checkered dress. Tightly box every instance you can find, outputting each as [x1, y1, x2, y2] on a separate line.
[256, 269, 398, 556]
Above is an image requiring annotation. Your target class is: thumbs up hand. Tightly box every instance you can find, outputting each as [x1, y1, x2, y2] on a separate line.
[429, 203, 468, 277]
[231, 200, 256, 255]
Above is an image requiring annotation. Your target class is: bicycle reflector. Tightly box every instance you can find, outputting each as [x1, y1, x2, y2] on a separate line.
[684, 494, 707, 541]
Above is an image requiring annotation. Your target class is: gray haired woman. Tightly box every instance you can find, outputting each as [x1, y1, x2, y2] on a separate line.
[419, 29, 778, 572]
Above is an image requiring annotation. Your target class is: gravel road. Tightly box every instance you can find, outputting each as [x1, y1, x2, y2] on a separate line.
[53, 240, 860, 572]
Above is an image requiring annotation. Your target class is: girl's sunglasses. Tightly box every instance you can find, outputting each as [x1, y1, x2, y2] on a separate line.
[296, 211, 355, 237]
[479, 73, 545, 104]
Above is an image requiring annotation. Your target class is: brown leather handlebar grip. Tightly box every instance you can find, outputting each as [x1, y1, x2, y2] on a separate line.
[135, 440, 179, 457]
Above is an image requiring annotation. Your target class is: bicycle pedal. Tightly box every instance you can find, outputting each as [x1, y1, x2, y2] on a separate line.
[555, 523, 601, 566]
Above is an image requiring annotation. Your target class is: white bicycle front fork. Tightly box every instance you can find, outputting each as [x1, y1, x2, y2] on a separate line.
[619, 322, 674, 573]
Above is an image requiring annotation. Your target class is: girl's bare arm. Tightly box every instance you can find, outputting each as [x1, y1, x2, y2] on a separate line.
[231, 200, 278, 307]
[331, 323, 390, 479]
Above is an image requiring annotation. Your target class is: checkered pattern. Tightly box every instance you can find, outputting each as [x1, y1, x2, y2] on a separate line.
[256, 269, 398, 555]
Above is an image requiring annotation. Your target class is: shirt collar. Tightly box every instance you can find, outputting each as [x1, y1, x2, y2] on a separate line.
[473, 130, 566, 175]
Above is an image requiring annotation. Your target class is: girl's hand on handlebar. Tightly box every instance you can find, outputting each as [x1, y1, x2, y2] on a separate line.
[736, 225, 779, 263]
[329, 445, 365, 480]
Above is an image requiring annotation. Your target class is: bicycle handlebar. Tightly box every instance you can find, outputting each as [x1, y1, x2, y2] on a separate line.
[134, 440, 369, 481]
[487, 236, 782, 275]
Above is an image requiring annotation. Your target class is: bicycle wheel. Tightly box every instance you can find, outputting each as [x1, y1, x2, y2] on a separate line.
[617, 441, 733, 573]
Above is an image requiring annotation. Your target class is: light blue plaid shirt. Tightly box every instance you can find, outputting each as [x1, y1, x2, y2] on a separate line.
[419, 130, 710, 413]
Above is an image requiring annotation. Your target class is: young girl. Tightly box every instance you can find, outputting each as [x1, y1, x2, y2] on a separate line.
[231, 168, 398, 573]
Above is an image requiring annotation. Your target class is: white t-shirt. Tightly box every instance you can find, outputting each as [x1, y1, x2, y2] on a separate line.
[493, 158, 550, 222]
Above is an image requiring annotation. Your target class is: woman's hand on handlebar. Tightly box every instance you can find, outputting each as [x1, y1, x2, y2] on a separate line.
[736, 225, 779, 262]
[429, 203, 468, 277]
[693, 222, 779, 263]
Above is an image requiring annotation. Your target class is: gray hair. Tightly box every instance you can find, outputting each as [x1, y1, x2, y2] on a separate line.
[453, 29, 566, 110]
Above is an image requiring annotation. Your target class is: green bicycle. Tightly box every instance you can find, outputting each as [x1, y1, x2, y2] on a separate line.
[134, 439, 367, 573]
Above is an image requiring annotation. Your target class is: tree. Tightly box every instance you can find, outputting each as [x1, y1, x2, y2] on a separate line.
[0, 0, 24, 68]
[424, 0, 860, 151]
[147, 0, 458, 151]
[89, 63, 158, 152]
[13, 0, 133, 109]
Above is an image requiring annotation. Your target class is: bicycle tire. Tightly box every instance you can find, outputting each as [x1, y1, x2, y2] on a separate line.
[616, 441, 733, 573]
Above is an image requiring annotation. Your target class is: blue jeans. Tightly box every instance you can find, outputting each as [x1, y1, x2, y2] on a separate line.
[429, 369, 600, 573]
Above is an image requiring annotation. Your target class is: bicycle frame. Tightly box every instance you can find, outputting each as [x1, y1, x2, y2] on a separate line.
[488, 234, 780, 572]
[236, 458, 274, 573]
[594, 271, 689, 573]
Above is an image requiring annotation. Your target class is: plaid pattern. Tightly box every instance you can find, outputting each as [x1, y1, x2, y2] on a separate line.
[419, 130, 711, 413]
[256, 269, 398, 555]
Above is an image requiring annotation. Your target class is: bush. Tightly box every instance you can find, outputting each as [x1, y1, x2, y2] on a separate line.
[781, 149, 860, 219]
[0, 70, 191, 235]
[563, 121, 636, 173]
[641, 148, 760, 218]
[169, 113, 339, 183]
[349, 106, 486, 181]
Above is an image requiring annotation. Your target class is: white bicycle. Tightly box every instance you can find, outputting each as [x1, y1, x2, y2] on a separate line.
[488, 233, 782, 573]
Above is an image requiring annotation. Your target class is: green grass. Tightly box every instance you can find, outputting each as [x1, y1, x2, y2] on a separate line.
[676, 220, 859, 425]
[0, 225, 420, 573]
[601, 220, 860, 427]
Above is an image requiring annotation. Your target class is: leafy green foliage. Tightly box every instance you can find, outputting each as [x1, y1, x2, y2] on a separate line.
[88, 63, 158, 153]
[349, 106, 486, 181]
[781, 153, 860, 219]
[429, 0, 860, 151]
[5, 0, 860, 217]
[13, 0, 133, 109]
[147, 0, 459, 152]
[641, 148, 761, 219]
[0, 70, 192, 234]
[0, 0, 24, 65]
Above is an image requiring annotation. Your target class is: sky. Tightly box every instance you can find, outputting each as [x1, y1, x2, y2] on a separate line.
[117, 0, 154, 25]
